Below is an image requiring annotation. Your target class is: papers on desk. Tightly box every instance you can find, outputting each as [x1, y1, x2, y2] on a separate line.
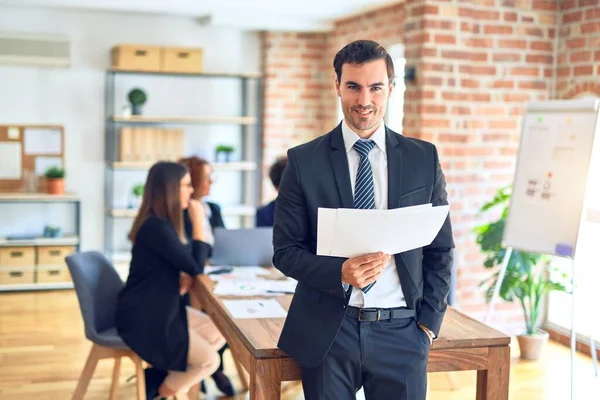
[204, 266, 269, 281]
[222, 299, 287, 319]
[213, 278, 297, 296]
[317, 203, 449, 258]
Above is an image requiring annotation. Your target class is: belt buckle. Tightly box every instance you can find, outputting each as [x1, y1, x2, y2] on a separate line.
[358, 308, 381, 322]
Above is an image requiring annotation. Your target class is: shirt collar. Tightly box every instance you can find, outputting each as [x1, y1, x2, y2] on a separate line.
[341, 119, 387, 155]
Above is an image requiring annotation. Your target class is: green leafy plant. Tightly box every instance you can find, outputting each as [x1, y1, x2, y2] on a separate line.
[44, 166, 65, 179]
[127, 88, 147, 105]
[474, 185, 570, 335]
[216, 144, 235, 153]
[131, 183, 144, 198]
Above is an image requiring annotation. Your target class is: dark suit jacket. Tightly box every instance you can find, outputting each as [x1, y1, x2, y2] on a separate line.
[256, 200, 276, 227]
[272, 124, 454, 368]
[116, 215, 211, 371]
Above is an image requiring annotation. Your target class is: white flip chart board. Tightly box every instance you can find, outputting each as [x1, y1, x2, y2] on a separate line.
[503, 99, 600, 258]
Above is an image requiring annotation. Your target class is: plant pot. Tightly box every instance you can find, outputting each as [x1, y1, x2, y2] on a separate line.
[131, 104, 143, 115]
[516, 329, 549, 360]
[47, 178, 65, 195]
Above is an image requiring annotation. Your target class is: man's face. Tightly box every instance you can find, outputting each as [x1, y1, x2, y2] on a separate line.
[335, 59, 393, 138]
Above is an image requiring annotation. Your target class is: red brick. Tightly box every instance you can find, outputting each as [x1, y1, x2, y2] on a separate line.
[422, 119, 452, 128]
[459, 8, 501, 20]
[411, 5, 439, 16]
[522, 16, 535, 23]
[461, 22, 480, 34]
[582, 23, 600, 34]
[461, 79, 481, 89]
[442, 92, 469, 102]
[421, 63, 453, 72]
[490, 80, 515, 89]
[493, 53, 522, 62]
[567, 38, 588, 48]
[526, 54, 554, 63]
[423, 77, 444, 86]
[561, 0, 577, 9]
[452, 106, 472, 115]
[498, 39, 527, 49]
[464, 38, 494, 48]
[533, 0, 556, 10]
[563, 11, 583, 23]
[585, 8, 600, 20]
[519, 27, 546, 37]
[530, 41, 554, 52]
[489, 120, 518, 130]
[439, 134, 471, 143]
[511, 67, 540, 77]
[441, 50, 469, 60]
[570, 51, 593, 62]
[435, 34, 457, 45]
[574, 65, 594, 76]
[459, 65, 497, 75]
[580, 0, 600, 7]
[596, 51, 600, 61]
[504, 12, 518, 21]
[518, 81, 548, 90]
[424, 20, 456, 30]
[484, 25, 514, 35]
[504, 93, 531, 102]
[419, 105, 447, 114]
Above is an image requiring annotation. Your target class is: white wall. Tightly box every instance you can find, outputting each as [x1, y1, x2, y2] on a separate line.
[0, 5, 261, 252]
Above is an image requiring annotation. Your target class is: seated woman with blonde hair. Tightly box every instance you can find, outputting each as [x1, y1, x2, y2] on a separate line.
[116, 161, 224, 400]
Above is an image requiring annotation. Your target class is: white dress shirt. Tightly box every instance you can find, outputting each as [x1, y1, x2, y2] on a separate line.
[202, 200, 215, 246]
[341, 119, 407, 309]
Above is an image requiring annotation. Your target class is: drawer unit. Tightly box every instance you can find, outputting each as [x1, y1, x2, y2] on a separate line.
[0, 247, 35, 267]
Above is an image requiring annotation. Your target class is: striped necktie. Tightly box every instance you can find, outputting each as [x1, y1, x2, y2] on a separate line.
[353, 139, 376, 293]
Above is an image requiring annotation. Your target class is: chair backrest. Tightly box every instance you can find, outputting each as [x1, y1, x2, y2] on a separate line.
[210, 227, 274, 266]
[65, 251, 124, 344]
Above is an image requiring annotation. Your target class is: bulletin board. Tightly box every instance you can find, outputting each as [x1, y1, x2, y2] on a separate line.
[0, 125, 65, 192]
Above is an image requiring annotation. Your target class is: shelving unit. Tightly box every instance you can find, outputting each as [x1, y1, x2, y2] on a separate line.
[0, 193, 81, 292]
[104, 69, 263, 264]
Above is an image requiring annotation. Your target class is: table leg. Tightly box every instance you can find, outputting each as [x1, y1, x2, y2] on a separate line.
[250, 359, 282, 400]
[476, 346, 510, 400]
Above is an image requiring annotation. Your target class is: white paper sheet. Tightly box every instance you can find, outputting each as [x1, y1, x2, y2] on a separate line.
[0, 143, 22, 179]
[24, 128, 62, 155]
[213, 278, 297, 296]
[222, 299, 287, 319]
[34, 157, 63, 176]
[317, 204, 449, 258]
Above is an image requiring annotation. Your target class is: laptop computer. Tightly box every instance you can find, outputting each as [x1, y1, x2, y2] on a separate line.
[210, 227, 274, 266]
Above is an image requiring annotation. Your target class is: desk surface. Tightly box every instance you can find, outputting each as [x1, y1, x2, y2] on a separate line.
[196, 274, 510, 360]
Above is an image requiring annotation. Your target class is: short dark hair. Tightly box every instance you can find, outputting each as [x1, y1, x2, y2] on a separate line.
[333, 40, 395, 85]
[269, 156, 287, 190]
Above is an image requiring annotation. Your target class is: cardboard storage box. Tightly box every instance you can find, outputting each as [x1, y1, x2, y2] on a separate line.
[111, 44, 161, 72]
[162, 47, 203, 73]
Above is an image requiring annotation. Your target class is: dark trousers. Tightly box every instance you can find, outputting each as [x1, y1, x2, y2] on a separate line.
[301, 314, 430, 400]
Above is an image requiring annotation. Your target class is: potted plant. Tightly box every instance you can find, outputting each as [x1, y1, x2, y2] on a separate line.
[215, 144, 235, 162]
[44, 166, 65, 195]
[474, 185, 570, 360]
[128, 88, 147, 115]
[129, 183, 144, 209]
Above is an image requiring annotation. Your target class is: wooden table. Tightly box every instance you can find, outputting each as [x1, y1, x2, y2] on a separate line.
[193, 274, 511, 400]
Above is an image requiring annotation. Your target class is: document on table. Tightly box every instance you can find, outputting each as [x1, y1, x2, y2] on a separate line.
[222, 299, 287, 319]
[316, 203, 449, 258]
[213, 278, 297, 296]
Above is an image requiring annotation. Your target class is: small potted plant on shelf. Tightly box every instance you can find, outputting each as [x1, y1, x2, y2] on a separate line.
[215, 144, 235, 162]
[474, 185, 570, 361]
[129, 183, 144, 209]
[128, 88, 147, 115]
[44, 166, 65, 195]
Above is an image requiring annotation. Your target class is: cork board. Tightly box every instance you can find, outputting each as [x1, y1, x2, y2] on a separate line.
[0, 125, 65, 192]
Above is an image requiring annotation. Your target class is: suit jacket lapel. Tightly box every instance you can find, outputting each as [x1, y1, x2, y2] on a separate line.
[386, 127, 403, 210]
[329, 124, 354, 209]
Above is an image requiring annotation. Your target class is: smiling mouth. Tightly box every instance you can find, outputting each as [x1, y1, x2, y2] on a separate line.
[354, 109, 373, 116]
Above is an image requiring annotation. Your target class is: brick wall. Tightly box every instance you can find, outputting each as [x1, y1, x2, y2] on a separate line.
[261, 0, 593, 333]
[556, 0, 600, 99]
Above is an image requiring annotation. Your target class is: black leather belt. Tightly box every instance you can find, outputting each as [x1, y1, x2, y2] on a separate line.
[346, 306, 415, 322]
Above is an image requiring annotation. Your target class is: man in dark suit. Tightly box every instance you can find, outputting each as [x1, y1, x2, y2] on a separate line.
[256, 156, 287, 227]
[272, 40, 454, 399]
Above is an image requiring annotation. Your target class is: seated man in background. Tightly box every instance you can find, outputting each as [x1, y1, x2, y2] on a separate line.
[256, 156, 287, 227]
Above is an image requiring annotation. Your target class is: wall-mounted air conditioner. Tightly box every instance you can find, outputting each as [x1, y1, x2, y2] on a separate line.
[0, 32, 70, 67]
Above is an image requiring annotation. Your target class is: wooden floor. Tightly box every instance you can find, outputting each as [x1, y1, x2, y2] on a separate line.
[0, 290, 598, 400]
